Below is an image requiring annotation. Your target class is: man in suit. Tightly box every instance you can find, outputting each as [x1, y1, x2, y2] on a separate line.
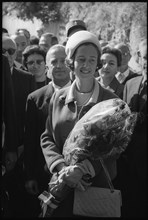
[2, 55, 18, 171]
[23, 44, 71, 216]
[2, 36, 36, 152]
[116, 39, 147, 217]
[115, 43, 139, 85]
[2, 55, 18, 217]
[2, 36, 36, 217]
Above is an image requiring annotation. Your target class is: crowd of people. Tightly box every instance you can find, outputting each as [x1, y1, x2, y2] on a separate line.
[2, 19, 147, 218]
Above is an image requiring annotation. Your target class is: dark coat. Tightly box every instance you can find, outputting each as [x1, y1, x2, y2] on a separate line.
[2, 55, 18, 154]
[97, 76, 124, 99]
[24, 84, 55, 191]
[11, 67, 36, 147]
[115, 75, 147, 217]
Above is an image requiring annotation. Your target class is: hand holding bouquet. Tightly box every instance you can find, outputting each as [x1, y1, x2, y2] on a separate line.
[39, 98, 137, 217]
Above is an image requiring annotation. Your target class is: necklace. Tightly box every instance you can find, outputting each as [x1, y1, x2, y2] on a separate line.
[75, 89, 93, 107]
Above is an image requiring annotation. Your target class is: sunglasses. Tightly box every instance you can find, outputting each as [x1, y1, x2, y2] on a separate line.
[26, 60, 44, 66]
[2, 48, 16, 55]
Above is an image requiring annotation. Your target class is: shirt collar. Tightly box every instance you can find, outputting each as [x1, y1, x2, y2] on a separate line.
[116, 68, 130, 83]
[65, 78, 99, 104]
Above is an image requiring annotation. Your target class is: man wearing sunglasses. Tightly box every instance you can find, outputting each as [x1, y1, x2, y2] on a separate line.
[2, 35, 37, 217]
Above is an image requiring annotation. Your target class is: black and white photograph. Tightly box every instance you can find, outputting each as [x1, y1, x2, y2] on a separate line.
[2, 2, 147, 218]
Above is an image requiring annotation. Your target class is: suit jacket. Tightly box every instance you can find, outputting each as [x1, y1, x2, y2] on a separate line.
[2, 55, 18, 153]
[97, 76, 124, 99]
[118, 75, 147, 215]
[24, 84, 57, 191]
[12, 67, 36, 147]
[122, 68, 139, 85]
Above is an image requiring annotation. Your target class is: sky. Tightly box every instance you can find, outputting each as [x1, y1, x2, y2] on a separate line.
[2, 15, 42, 37]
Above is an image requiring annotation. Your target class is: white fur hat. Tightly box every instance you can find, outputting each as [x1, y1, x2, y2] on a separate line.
[65, 30, 101, 59]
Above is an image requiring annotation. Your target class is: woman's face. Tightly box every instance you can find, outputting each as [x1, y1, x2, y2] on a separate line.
[100, 53, 118, 79]
[74, 44, 98, 80]
[26, 53, 46, 79]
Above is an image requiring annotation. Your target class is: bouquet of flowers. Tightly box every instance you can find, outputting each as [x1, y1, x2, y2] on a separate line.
[38, 98, 137, 217]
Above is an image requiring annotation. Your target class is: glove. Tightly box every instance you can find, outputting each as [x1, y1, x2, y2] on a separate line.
[58, 165, 83, 188]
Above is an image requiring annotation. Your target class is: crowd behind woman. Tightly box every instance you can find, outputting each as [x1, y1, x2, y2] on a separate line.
[2, 20, 147, 218]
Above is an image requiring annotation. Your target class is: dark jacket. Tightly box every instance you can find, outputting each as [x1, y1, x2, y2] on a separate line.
[11, 67, 36, 147]
[116, 75, 147, 217]
[2, 55, 18, 153]
[97, 76, 124, 99]
[24, 84, 55, 191]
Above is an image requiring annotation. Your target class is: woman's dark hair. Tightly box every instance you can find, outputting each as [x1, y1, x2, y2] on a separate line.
[101, 46, 122, 67]
[22, 45, 46, 69]
[65, 42, 102, 71]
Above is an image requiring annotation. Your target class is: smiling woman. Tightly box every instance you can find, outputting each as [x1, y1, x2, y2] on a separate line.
[39, 31, 120, 217]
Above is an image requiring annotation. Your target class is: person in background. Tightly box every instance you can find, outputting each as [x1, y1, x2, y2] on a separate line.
[66, 19, 87, 39]
[114, 39, 147, 217]
[15, 28, 31, 46]
[97, 46, 124, 99]
[2, 36, 36, 152]
[22, 45, 50, 89]
[30, 35, 39, 45]
[40, 31, 118, 217]
[2, 54, 18, 173]
[2, 36, 36, 218]
[39, 32, 58, 53]
[24, 44, 71, 217]
[114, 42, 139, 85]
[2, 55, 18, 217]
[10, 33, 28, 68]
[64, 19, 87, 81]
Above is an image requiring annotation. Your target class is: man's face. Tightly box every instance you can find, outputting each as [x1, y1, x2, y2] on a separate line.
[2, 37, 17, 68]
[46, 47, 70, 83]
[115, 44, 131, 67]
[11, 34, 27, 64]
[39, 36, 52, 53]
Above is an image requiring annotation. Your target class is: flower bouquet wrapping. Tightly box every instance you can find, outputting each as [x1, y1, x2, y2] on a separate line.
[38, 98, 137, 217]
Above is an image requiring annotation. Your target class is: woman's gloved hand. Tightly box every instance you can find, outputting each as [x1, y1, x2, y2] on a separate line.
[58, 165, 84, 188]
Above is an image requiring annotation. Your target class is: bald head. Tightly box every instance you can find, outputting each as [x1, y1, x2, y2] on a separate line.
[46, 44, 70, 86]
[46, 44, 66, 62]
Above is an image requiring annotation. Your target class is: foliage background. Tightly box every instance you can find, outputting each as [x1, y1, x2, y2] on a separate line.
[3, 2, 147, 54]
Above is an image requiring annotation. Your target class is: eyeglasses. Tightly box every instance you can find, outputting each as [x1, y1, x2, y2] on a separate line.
[26, 60, 44, 66]
[2, 48, 16, 56]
